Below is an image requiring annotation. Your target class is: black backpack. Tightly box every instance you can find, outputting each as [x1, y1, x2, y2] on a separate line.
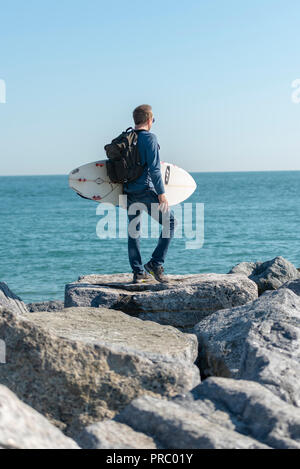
[104, 127, 144, 184]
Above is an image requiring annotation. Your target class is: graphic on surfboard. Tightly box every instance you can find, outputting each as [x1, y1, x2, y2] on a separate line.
[69, 160, 197, 206]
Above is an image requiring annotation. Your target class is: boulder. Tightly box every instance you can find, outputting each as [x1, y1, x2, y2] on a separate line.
[117, 402, 266, 449]
[0, 306, 199, 435]
[65, 273, 258, 329]
[239, 291, 300, 406]
[279, 278, 300, 297]
[228, 256, 300, 294]
[0, 282, 27, 315]
[76, 420, 157, 449]
[0, 384, 78, 449]
[190, 377, 300, 449]
[115, 380, 272, 449]
[194, 288, 300, 407]
[114, 377, 300, 449]
[27, 300, 64, 312]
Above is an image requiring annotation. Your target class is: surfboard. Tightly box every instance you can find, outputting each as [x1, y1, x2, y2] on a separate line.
[69, 160, 197, 206]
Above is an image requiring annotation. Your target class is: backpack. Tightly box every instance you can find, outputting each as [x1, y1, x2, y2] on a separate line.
[104, 127, 145, 184]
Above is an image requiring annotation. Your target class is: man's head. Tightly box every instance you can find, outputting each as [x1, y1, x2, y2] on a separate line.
[133, 104, 155, 131]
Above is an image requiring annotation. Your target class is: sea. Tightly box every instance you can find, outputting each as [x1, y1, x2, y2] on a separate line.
[0, 171, 299, 303]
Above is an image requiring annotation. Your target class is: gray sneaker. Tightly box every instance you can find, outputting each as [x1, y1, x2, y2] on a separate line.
[144, 261, 169, 283]
[133, 271, 152, 284]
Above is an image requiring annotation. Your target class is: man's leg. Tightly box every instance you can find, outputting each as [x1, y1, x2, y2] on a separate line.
[143, 190, 176, 282]
[127, 209, 144, 274]
[150, 207, 176, 266]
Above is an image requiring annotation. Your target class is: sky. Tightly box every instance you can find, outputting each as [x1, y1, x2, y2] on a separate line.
[0, 0, 300, 175]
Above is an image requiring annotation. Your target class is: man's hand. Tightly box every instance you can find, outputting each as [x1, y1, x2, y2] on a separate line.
[158, 193, 169, 213]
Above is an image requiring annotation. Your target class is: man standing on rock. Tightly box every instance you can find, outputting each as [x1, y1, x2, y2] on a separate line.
[123, 104, 176, 284]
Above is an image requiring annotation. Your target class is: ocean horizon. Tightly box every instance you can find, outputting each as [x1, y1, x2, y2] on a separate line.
[1, 169, 300, 177]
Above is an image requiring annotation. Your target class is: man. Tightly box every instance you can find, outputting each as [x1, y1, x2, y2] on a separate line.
[123, 104, 176, 284]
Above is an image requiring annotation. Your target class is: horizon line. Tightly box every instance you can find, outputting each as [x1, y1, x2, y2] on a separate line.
[1, 169, 300, 177]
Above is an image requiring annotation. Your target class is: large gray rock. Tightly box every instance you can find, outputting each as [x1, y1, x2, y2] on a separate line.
[115, 377, 300, 449]
[0, 282, 27, 315]
[239, 291, 300, 406]
[191, 377, 300, 449]
[228, 256, 300, 294]
[0, 384, 78, 449]
[0, 306, 199, 435]
[279, 278, 300, 297]
[65, 273, 258, 329]
[194, 288, 300, 407]
[116, 382, 269, 449]
[77, 420, 157, 449]
[27, 300, 64, 312]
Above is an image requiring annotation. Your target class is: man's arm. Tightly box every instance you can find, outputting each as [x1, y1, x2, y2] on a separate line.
[145, 134, 165, 194]
[145, 134, 169, 211]
[157, 193, 169, 213]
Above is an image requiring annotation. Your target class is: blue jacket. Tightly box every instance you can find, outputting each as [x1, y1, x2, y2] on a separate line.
[123, 130, 165, 195]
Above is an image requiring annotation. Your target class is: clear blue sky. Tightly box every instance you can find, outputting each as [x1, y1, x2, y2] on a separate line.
[0, 0, 300, 175]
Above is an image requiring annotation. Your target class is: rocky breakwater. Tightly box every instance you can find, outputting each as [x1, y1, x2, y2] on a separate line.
[193, 282, 300, 407]
[65, 273, 258, 329]
[0, 305, 199, 436]
[228, 256, 300, 295]
[78, 279, 300, 449]
[1, 256, 300, 449]
[79, 376, 300, 449]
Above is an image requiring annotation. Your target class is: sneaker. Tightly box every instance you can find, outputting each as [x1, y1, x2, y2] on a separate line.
[133, 271, 152, 284]
[144, 261, 169, 283]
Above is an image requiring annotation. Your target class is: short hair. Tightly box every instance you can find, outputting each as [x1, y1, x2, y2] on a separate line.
[133, 104, 153, 125]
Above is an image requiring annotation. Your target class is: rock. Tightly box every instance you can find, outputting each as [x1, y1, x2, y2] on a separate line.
[194, 288, 300, 407]
[0, 384, 78, 449]
[228, 256, 300, 294]
[116, 383, 270, 449]
[114, 376, 300, 449]
[239, 290, 300, 406]
[76, 420, 157, 449]
[279, 278, 300, 297]
[190, 377, 300, 449]
[0, 306, 199, 435]
[65, 273, 258, 329]
[27, 301, 64, 313]
[0, 282, 27, 315]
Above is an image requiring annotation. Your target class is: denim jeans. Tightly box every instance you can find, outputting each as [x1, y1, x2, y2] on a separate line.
[125, 189, 176, 274]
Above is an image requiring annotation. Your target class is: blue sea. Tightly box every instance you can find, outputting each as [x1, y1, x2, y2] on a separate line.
[0, 171, 299, 303]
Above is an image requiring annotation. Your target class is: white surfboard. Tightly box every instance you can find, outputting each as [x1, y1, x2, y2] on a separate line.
[69, 160, 196, 206]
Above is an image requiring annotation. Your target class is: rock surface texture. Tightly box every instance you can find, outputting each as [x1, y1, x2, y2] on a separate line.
[2, 262, 299, 449]
[0, 385, 78, 449]
[65, 273, 258, 329]
[0, 306, 199, 435]
[27, 300, 64, 312]
[110, 376, 300, 449]
[77, 420, 157, 449]
[194, 288, 300, 407]
[279, 278, 300, 297]
[228, 256, 300, 294]
[0, 282, 28, 315]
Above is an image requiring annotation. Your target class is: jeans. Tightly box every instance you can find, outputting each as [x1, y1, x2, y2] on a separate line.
[125, 189, 176, 274]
